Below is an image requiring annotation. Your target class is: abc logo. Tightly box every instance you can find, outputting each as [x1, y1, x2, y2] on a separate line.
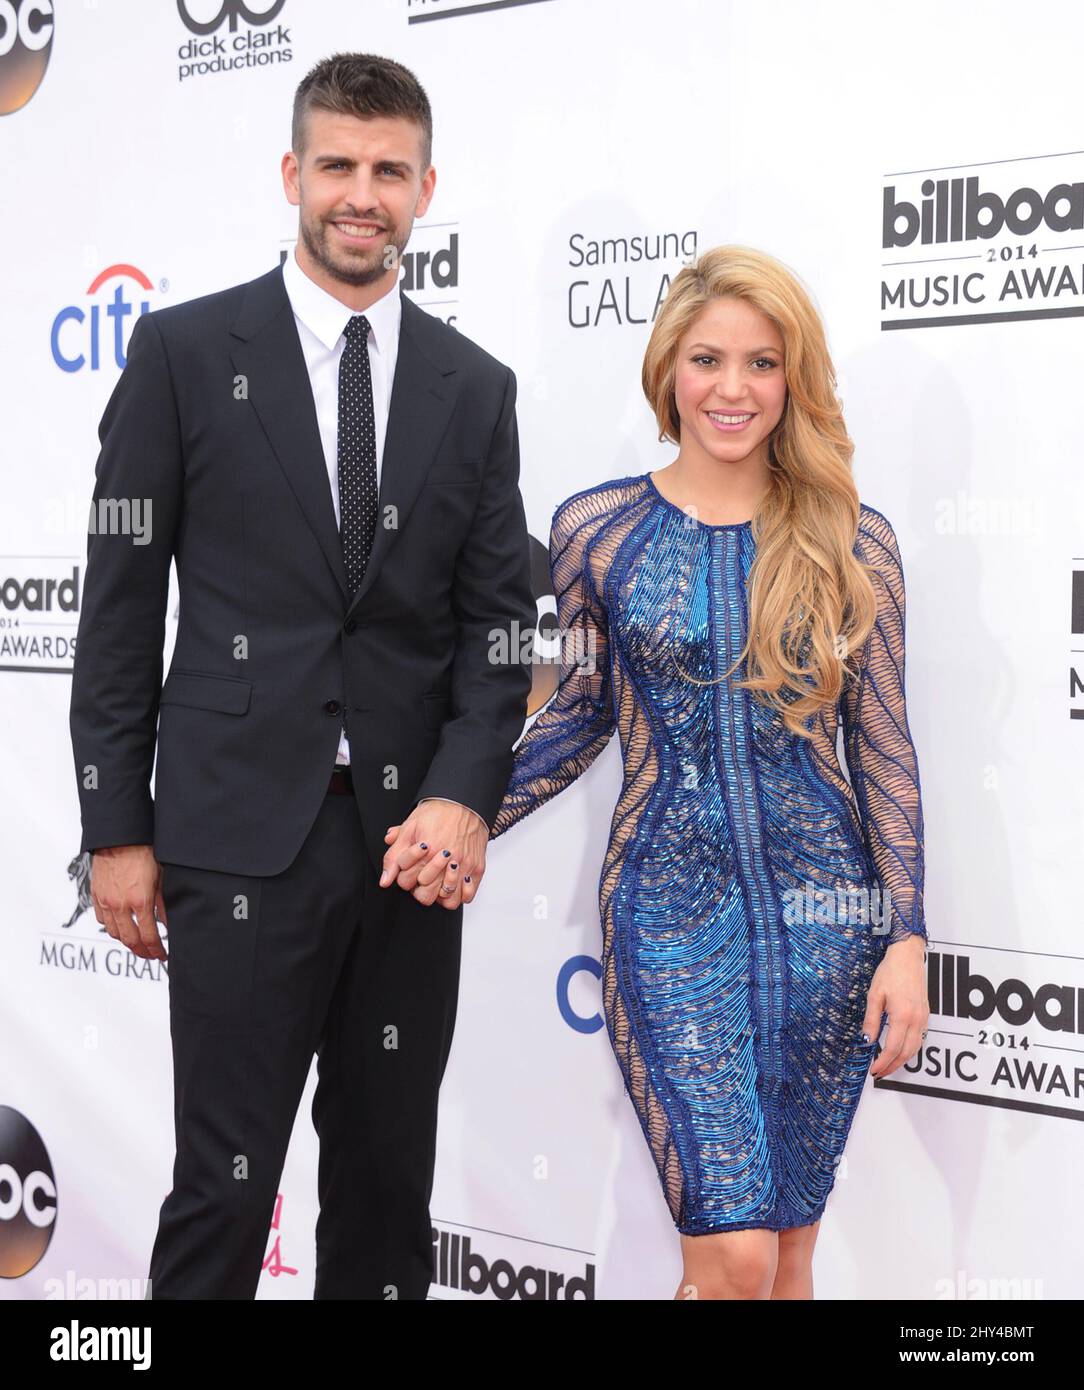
[0, 0, 54, 115]
[0, 1106, 57, 1278]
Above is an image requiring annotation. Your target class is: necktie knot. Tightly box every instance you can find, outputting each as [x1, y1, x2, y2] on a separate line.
[343, 314, 371, 344]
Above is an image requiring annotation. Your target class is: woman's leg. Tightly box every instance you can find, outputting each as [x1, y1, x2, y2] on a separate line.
[675, 1229, 778, 1300]
[769, 1220, 821, 1299]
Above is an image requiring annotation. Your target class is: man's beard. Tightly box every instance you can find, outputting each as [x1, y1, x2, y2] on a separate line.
[300, 213, 407, 288]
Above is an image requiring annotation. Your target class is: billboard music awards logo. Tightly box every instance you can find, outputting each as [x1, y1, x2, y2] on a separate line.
[395, 222, 459, 324]
[175, 0, 292, 83]
[431, 1220, 594, 1300]
[0, 0, 53, 115]
[882, 150, 1084, 330]
[279, 222, 461, 325]
[1072, 566, 1084, 721]
[875, 944, 1084, 1122]
[567, 228, 698, 329]
[0, 557, 79, 672]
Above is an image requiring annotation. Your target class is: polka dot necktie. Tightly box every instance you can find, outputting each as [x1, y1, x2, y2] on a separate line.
[337, 314, 377, 597]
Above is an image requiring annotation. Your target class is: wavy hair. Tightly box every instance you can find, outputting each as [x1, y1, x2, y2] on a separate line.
[641, 244, 879, 738]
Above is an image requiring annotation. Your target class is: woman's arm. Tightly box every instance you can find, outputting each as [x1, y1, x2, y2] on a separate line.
[840, 507, 928, 950]
[489, 490, 617, 840]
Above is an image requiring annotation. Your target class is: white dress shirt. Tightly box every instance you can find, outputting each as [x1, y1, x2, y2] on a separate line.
[281, 248, 484, 831]
[282, 246, 401, 767]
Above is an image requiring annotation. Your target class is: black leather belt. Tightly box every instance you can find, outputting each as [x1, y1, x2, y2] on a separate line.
[328, 764, 354, 795]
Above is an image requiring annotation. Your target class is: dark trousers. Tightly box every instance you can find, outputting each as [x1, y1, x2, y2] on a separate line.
[147, 787, 462, 1299]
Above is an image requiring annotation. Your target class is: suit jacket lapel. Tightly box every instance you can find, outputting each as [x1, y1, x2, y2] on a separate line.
[230, 265, 348, 598]
[229, 266, 460, 616]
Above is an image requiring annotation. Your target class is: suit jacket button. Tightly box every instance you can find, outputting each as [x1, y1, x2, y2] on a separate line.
[324, 699, 341, 715]
[344, 618, 358, 634]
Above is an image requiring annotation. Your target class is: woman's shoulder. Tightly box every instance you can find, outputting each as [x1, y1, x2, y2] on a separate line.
[855, 501, 903, 552]
[853, 502, 908, 592]
[549, 473, 651, 536]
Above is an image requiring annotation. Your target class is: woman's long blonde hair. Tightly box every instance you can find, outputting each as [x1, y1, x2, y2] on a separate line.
[641, 244, 879, 739]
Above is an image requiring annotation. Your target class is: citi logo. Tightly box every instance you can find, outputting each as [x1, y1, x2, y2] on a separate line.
[929, 951, 1082, 1033]
[883, 175, 1083, 248]
[51, 264, 157, 373]
[431, 1226, 594, 1299]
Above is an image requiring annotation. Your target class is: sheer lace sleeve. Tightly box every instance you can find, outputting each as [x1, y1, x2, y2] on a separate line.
[489, 490, 617, 840]
[841, 507, 928, 947]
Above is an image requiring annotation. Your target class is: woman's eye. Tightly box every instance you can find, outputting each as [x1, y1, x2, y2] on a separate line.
[692, 354, 778, 369]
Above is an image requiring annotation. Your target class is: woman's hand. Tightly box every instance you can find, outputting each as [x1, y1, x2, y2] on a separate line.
[380, 801, 487, 909]
[862, 933, 929, 1079]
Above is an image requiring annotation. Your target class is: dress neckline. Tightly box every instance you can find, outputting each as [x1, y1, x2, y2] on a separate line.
[645, 472, 754, 530]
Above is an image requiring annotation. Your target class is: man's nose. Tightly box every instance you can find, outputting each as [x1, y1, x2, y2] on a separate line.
[346, 174, 380, 215]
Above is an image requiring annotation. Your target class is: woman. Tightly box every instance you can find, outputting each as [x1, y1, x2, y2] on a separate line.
[495, 245, 930, 1299]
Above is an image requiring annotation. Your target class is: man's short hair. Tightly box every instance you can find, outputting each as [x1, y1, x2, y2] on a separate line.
[292, 52, 433, 172]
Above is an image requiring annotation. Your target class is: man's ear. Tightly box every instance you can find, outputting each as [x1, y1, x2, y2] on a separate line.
[281, 151, 301, 207]
[415, 165, 436, 218]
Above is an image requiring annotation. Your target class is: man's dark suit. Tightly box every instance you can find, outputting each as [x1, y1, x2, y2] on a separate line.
[69, 263, 536, 1298]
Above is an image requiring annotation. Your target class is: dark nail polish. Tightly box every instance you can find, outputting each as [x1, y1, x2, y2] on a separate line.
[464, 875, 471, 883]
[419, 842, 428, 850]
[861, 1033, 870, 1043]
[442, 849, 450, 857]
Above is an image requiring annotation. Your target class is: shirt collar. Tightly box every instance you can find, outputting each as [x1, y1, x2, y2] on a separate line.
[282, 244, 402, 355]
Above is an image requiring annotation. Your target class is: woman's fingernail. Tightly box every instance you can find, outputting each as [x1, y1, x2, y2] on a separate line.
[419, 842, 428, 851]
[861, 1033, 870, 1044]
[442, 849, 450, 857]
[464, 875, 471, 883]
[450, 862, 458, 870]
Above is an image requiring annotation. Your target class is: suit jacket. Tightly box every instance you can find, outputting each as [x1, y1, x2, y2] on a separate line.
[69, 263, 536, 877]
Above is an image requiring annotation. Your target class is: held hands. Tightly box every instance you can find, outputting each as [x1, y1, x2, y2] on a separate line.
[90, 844, 168, 961]
[862, 932, 929, 1078]
[381, 800, 489, 909]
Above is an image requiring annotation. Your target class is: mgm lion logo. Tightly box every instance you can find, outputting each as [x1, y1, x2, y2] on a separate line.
[62, 852, 101, 931]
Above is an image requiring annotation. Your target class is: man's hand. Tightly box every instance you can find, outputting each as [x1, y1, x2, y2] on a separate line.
[381, 801, 488, 909]
[91, 844, 168, 960]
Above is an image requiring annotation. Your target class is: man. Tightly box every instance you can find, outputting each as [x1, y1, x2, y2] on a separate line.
[69, 53, 535, 1300]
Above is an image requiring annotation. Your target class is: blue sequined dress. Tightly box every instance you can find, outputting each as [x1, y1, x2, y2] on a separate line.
[489, 472, 927, 1235]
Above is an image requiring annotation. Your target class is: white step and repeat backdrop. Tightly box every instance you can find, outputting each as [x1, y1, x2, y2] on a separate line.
[2, 0, 1082, 1301]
